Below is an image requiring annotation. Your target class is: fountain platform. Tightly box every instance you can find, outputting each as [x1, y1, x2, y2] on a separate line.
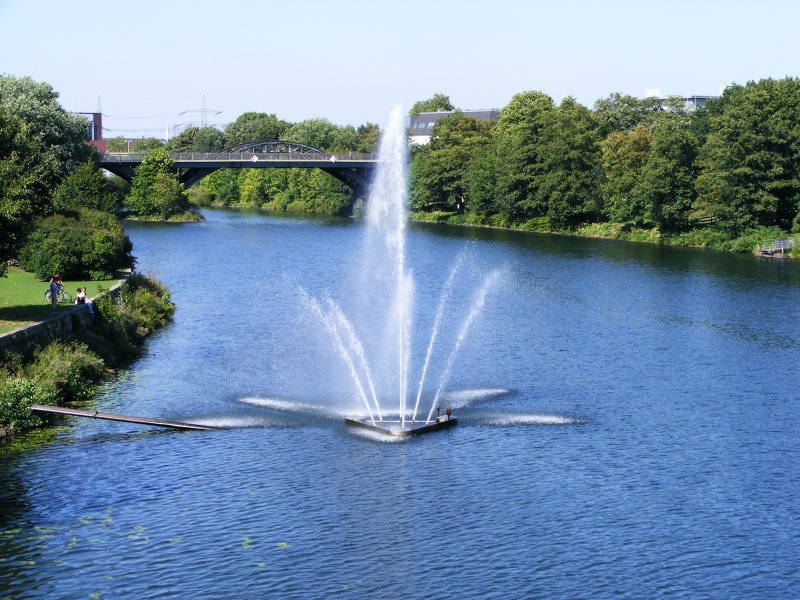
[345, 416, 457, 437]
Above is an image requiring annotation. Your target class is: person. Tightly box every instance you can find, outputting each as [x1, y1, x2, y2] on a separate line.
[436, 405, 441, 420]
[48, 274, 60, 310]
[75, 288, 86, 305]
[446, 406, 452, 421]
[84, 289, 94, 314]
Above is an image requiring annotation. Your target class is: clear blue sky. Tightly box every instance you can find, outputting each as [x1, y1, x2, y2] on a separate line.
[1, 0, 798, 138]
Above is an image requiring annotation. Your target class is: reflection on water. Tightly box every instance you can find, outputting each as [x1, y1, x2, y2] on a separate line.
[1, 209, 799, 598]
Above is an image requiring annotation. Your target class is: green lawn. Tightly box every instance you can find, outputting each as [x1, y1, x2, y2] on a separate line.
[0, 268, 120, 334]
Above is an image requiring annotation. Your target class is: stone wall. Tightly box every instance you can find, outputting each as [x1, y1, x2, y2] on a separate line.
[0, 277, 128, 356]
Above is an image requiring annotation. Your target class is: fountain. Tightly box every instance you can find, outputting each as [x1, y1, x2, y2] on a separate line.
[304, 105, 500, 437]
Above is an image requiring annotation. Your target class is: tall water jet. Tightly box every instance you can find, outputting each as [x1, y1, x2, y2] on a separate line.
[301, 104, 501, 436]
[363, 105, 413, 426]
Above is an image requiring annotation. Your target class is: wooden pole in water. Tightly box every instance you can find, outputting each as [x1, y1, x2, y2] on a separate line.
[30, 404, 221, 431]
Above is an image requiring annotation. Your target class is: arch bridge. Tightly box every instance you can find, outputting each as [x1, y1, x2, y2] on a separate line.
[99, 140, 378, 198]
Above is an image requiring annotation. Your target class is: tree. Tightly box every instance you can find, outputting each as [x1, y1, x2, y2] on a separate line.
[356, 123, 381, 152]
[492, 90, 556, 222]
[126, 147, 188, 218]
[19, 209, 133, 279]
[224, 112, 289, 146]
[593, 93, 663, 137]
[166, 127, 225, 152]
[695, 78, 800, 234]
[282, 118, 339, 150]
[200, 169, 240, 204]
[638, 112, 700, 232]
[105, 136, 128, 152]
[537, 98, 603, 228]
[601, 125, 654, 226]
[149, 172, 189, 219]
[409, 93, 455, 116]
[132, 138, 163, 152]
[411, 112, 494, 212]
[53, 161, 120, 213]
[0, 76, 92, 267]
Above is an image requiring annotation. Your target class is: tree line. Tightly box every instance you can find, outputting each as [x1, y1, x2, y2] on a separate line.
[410, 79, 800, 251]
[2, 74, 799, 281]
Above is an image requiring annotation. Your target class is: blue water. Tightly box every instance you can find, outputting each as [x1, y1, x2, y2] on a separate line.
[2, 208, 799, 598]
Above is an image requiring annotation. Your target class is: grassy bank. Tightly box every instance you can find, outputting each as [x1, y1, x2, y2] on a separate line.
[0, 267, 121, 334]
[123, 209, 204, 223]
[410, 211, 800, 257]
[0, 273, 175, 437]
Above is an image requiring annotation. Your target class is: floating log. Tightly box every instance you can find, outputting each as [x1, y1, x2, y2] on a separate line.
[30, 404, 221, 431]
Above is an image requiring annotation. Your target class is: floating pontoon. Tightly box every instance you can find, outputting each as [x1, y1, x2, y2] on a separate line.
[344, 416, 457, 437]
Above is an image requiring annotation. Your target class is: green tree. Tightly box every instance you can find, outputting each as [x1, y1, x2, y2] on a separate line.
[200, 168, 240, 204]
[411, 112, 494, 212]
[638, 111, 700, 232]
[223, 112, 289, 146]
[536, 98, 603, 228]
[695, 78, 800, 234]
[0, 156, 36, 275]
[593, 93, 663, 137]
[53, 161, 120, 213]
[465, 143, 500, 219]
[409, 93, 455, 116]
[601, 125, 653, 226]
[0, 76, 92, 267]
[356, 123, 381, 152]
[132, 138, 162, 152]
[105, 136, 128, 152]
[166, 126, 225, 152]
[19, 209, 133, 279]
[126, 147, 188, 218]
[492, 90, 556, 222]
[283, 118, 339, 150]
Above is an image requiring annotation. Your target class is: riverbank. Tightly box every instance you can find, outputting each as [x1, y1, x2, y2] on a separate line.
[123, 209, 204, 223]
[410, 211, 800, 257]
[0, 273, 175, 439]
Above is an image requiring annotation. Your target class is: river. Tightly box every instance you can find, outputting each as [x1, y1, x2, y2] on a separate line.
[1, 208, 799, 598]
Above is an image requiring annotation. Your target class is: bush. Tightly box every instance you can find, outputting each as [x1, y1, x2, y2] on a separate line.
[670, 228, 732, 250]
[0, 378, 58, 431]
[26, 341, 105, 402]
[728, 226, 787, 253]
[87, 273, 175, 365]
[19, 209, 133, 279]
[53, 161, 121, 213]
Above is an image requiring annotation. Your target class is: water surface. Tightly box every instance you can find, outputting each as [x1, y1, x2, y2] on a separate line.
[1, 209, 798, 598]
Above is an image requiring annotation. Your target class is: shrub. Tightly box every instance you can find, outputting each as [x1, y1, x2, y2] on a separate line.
[85, 273, 175, 365]
[728, 226, 787, 253]
[19, 209, 133, 279]
[670, 228, 731, 250]
[126, 148, 189, 219]
[53, 161, 120, 213]
[0, 378, 58, 431]
[26, 341, 105, 402]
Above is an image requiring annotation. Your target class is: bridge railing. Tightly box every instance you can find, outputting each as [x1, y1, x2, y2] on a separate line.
[101, 151, 378, 162]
